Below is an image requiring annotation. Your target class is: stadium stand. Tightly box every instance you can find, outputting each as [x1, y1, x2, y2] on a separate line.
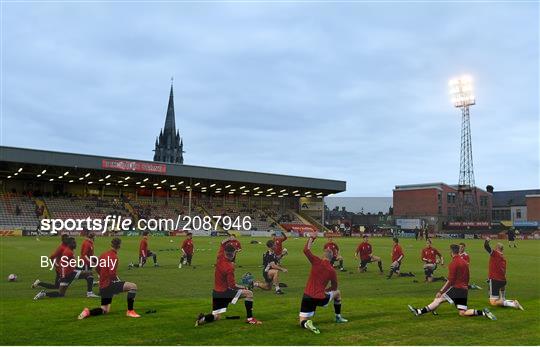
[0, 193, 41, 229]
[130, 196, 191, 230]
[198, 199, 305, 231]
[44, 196, 133, 232]
[0, 146, 345, 235]
[0, 191, 319, 233]
[199, 200, 279, 231]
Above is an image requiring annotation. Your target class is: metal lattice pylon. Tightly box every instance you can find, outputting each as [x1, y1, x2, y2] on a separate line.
[457, 106, 478, 220]
[459, 106, 475, 187]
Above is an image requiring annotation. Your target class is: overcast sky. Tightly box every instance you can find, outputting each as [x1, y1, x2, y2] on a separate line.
[1, 2, 538, 196]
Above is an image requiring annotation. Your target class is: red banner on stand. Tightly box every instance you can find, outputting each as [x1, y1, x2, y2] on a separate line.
[281, 223, 318, 234]
[102, 159, 167, 174]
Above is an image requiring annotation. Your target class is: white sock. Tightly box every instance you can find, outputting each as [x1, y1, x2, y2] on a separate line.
[427, 298, 444, 311]
[503, 300, 517, 308]
[275, 285, 280, 291]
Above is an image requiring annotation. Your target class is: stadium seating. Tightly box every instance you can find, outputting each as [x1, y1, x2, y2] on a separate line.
[44, 196, 133, 232]
[0, 194, 41, 229]
[199, 200, 300, 231]
[130, 196, 191, 230]
[0, 192, 318, 234]
[198, 200, 270, 231]
[262, 207, 302, 223]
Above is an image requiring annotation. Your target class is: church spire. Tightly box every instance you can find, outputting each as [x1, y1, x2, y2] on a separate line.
[163, 78, 176, 135]
[153, 78, 184, 164]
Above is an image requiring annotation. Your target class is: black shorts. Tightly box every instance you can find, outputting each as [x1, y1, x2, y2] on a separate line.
[212, 289, 240, 315]
[80, 263, 93, 271]
[140, 251, 155, 260]
[263, 271, 272, 284]
[391, 260, 402, 271]
[360, 257, 373, 268]
[443, 287, 468, 310]
[59, 270, 81, 286]
[99, 281, 125, 305]
[489, 279, 507, 298]
[299, 293, 332, 318]
[423, 263, 437, 273]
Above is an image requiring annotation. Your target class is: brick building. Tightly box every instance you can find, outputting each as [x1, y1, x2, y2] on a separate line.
[491, 189, 540, 224]
[393, 182, 492, 231]
[526, 195, 540, 222]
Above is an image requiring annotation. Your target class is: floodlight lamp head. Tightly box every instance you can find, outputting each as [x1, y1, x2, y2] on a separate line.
[449, 75, 475, 108]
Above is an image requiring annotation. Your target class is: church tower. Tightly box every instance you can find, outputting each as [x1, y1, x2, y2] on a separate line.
[153, 81, 184, 164]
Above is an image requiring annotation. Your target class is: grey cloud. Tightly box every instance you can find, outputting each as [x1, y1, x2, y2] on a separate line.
[2, 2, 538, 196]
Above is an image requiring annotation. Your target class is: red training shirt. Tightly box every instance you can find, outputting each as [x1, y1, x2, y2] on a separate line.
[303, 242, 338, 299]
[273, 234, 287, 256]
[182, 238, 194, 255]
[447, 254, 469, 290]
[488, 250, 506, 281]
[392, 244, 404, 262]
[50, 242, 67, 274]
[421, 246, 441, 264]
[139, 238, 148, 257]
[60, 247, 75, 278]
[97, 249, 119, 289]
[217, 239, 242, 259]
[459, 252, 470, 264]
[356, 242, 372, 261]
[214, 257, 237, 292]
[81, 238, 94, 266]
[324, 241, 339, 257]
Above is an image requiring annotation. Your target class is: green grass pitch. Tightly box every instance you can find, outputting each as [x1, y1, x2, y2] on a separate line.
[1, 236, 539, 345]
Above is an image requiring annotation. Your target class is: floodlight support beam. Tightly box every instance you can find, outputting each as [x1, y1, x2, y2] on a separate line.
[457, 105, 479, 221]
[459, 106, 475, 188]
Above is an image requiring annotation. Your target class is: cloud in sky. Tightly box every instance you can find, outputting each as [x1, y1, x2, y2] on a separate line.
[1, 2, 538, 196]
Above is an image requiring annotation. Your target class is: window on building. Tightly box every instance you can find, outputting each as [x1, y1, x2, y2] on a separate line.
[492, 209, 511, 221]
[480, 196, 488, 207]
[480, 209, 488, 220]
[516, 209, 522, 219]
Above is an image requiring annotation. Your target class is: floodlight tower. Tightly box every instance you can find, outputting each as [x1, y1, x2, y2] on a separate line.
[449, 75, 479, 221]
